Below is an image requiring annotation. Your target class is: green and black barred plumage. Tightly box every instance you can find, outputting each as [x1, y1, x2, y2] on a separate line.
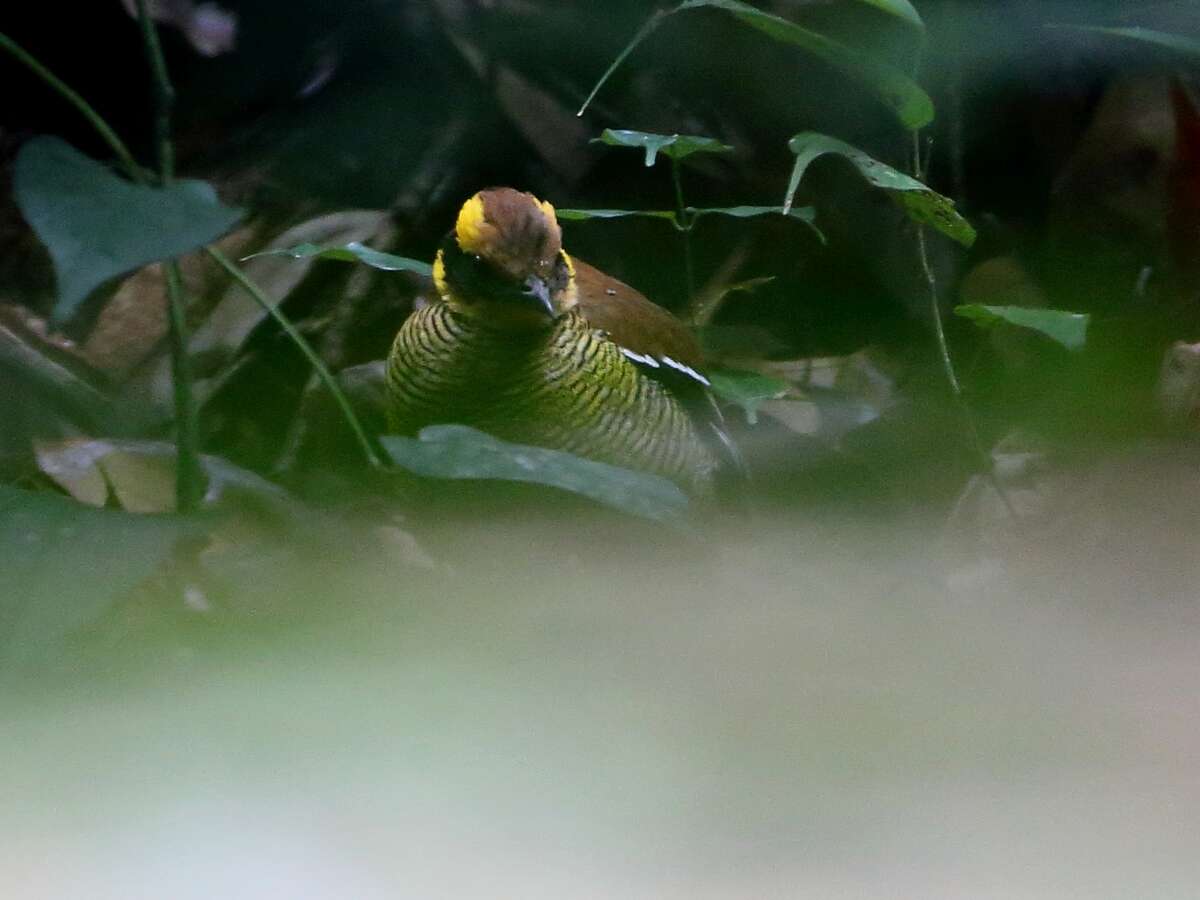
[386, 188, 725, 493]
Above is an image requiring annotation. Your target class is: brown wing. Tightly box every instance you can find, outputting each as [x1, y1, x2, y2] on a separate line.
[571, 258, 746, 483]
[571, 257, 705, 373]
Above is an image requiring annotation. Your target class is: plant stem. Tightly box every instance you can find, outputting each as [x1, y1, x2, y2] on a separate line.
[576, 7, 671, 117]
[206, 247, 385, 469]
[163, 263, 203, 510]
[0, 32, 144, 181]
[911, 133, 1016, 515]
[133, 0, 175, 182]
[671, 157, 696, 303]
[134, 0, 203, 512]
[1, 28, 383, 476]
[913, 134, 963, 399]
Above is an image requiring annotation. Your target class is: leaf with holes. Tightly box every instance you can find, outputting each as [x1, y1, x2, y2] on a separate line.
[13, 136, 244, 323]
[785, 132, 974, 247]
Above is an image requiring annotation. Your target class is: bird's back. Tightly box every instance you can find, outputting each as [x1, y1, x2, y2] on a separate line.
[386, 303, 717, 491]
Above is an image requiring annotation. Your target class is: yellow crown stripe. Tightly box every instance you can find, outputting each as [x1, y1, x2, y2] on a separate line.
[454, 194, 492, 255]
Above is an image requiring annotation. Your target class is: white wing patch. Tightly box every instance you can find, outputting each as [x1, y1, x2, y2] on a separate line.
[619, 346, 710, 387]
[660, 355, 711, 387]
[620, 347, 660, 368]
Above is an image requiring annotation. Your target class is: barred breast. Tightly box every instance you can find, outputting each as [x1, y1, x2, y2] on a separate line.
[386, 304, 716, 491]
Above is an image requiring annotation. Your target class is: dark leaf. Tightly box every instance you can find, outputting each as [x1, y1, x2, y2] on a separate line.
[1045, 25, 1200, 59]
[676, 0, 933, 129]
[381, 425, 690, 524]
[13, 137, 244, 323]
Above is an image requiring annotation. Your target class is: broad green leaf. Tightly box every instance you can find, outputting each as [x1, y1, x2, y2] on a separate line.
[381, 425, 690, 524]
[578, 1, 933, 130]
[592, 129, 733, 166]
[0, 485, 197, 670]
[676, 0, 933, 129]
[784, 132, 975, 247]
[243, 241, 432, 276]
[708, 368, 790, 424]
[954, 304, 1090, 351]
[1045, 25, 1200, 59]
[690, 204, 825, 242]
[689, 205, 809, 219]
[559, 205, 824, 241]
[556, 209, 679, 222]
[851, 0, 924, 31]
[13, 136, 244, 323]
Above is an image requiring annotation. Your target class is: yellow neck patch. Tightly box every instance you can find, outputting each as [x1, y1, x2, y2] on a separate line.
[559, 250, 578, 309]
[432, 249, 449, 300]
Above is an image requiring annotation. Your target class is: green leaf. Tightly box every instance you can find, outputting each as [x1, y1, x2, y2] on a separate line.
[559, 205, 824, 241]
[381, 425, 690, 524]
[954, 304, 1090, 351]
[707, 368, 790, 425]
[676, 0, 933, 129]
[577, 2, 932, 129]
[851, 0, 924, 31]
[1045, 25, 1200, 59]
[689, 204, 808, 219]
[0, 485, 197, 671]
[691, 204, 825, 242]
[243, 241, 432, 276]
[785, 132, 975, 247]
[13, 136, 244, 323]
[592, 129, 734, 167]
[556, 208, 680, 222]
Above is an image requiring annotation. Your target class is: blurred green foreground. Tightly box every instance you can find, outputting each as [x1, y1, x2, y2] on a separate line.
[2, 500, 1198, 900]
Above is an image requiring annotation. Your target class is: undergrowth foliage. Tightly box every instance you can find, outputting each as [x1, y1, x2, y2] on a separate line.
[1, 3, 1199, 667]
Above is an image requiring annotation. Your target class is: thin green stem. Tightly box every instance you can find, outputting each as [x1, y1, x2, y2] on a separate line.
[671, 157, 696, 303]
[576, 7, 671, 117]
[134, 0, 204, 511]
[1, 27, 383, 476]
[0, 32, 145, 183]
[164, 263, 203, 511]
[911, 131, 1015, 515]
[206, 247, 385, 469]
[133, 0, 175, 182]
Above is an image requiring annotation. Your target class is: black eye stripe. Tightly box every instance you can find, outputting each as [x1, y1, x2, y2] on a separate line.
[442, 238, 511, 294]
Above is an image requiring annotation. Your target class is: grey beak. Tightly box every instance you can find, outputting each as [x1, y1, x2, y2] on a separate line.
[522, 276, 555, 318]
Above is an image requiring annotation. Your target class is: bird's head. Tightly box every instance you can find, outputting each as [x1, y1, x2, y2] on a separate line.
[434, 188, 578, 329]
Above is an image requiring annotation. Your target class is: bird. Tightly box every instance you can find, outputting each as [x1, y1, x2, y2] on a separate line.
[385, 187, 733, 494]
